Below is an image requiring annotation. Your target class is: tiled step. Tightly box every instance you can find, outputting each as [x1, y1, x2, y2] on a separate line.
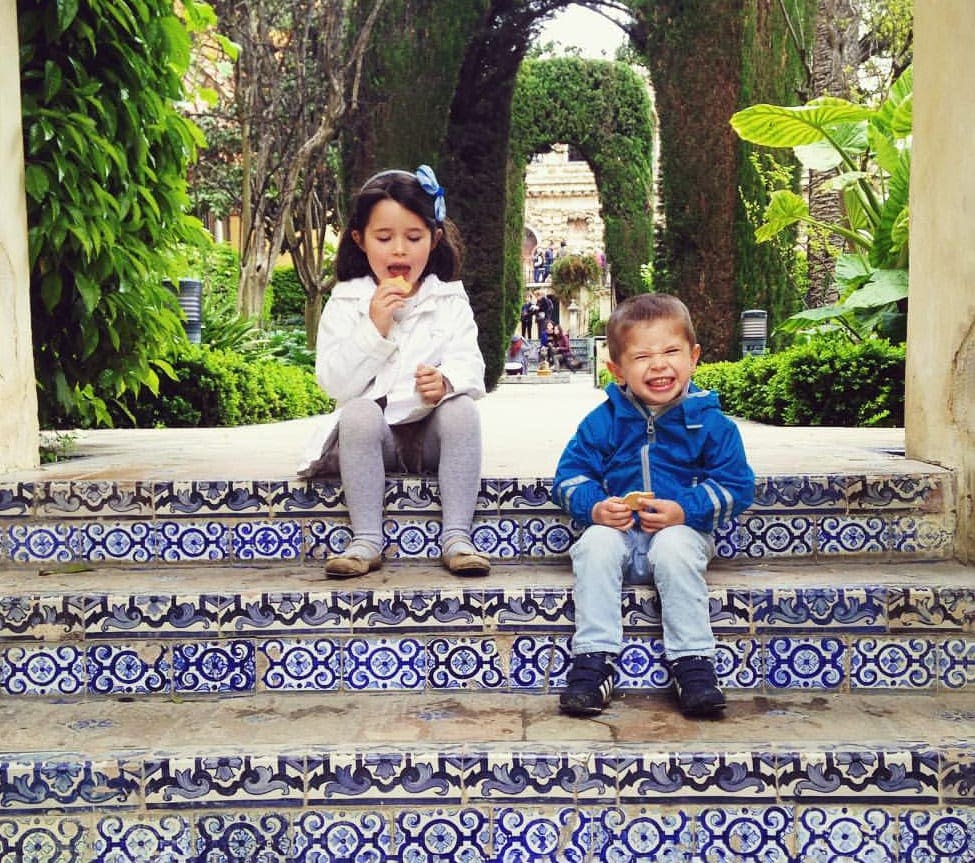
[0, 466, 956, 566]
[1, 560, 972, 698]
[0, 689, 972, 860]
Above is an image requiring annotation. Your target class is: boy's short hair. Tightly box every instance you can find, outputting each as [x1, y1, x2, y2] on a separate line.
[606, 293, 697, 362]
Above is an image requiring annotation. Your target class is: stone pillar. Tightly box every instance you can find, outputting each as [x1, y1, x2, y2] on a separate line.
[0, 0, 39, 472]
[909, 1, 975, 561]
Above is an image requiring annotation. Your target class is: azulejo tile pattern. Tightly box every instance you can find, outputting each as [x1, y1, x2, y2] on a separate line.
[0, 471, 956, 565]
[0, 762, 974, 860]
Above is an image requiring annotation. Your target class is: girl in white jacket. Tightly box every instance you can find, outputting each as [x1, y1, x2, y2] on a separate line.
[300, 166, 490, 577]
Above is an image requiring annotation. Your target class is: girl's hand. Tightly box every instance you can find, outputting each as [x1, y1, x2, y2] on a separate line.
[415, 363, 446, 404]
[591, 497, 635, 531]
[636, 498, 685, 533]
[370, 277, 411, 337]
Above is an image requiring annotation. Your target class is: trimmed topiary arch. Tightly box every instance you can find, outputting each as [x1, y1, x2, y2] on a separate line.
[508, 56, 655, 328]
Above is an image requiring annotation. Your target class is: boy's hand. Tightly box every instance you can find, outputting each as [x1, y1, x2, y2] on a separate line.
[636, 497, 686, 533]
[591, 497, 637, 531]
[415, 363, 446, 404]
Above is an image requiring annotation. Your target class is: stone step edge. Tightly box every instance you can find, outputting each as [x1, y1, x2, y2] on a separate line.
[0, 468, 953, 521]
[1, 691, 973, 811]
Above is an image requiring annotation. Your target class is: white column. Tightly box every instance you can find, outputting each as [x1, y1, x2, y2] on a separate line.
[909, 0, 975, 561]
[0, 0, 40, 472]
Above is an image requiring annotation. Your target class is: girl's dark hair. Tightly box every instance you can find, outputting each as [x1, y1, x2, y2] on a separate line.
[335, 169, 464, 282]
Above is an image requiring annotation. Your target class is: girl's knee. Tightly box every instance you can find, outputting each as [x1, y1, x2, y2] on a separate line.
[339, 398, 384, 437]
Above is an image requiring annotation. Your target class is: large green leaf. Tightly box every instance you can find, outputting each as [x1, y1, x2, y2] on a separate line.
[793, 121, 869, 171]
[755, 189, 808, 242]
[842, 270, 908, 309]
[730, 97, 873, 148]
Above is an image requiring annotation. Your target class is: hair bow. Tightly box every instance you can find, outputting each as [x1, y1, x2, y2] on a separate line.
[415, 164, 446, 222]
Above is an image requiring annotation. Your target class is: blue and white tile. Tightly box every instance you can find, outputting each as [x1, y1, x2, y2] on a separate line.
[484, 587, 572, 631]
[899, 806, 975, 862]
[0, 759, 140, 812]
[509, 635, 571, 691]
[193, 811, 292, 861]
[850, 637, 937, 690]
[494, 478, 559, 513]
[0, 643, 85, 696]
[306, 750, 463, 805]
[36, 481, 154, 518]
[292, 808, 389, 862]
[817, 515, 888, 556]
[0, 481, 33, 516]
[753, 587, 887, 632]
[93, 813, 192, 862]
[0, 594, 83, 641]
[268, 478, 344, 516]
[616, 637, 668, 691]
[588, 806, 693, 862]
[492, 807, 588, 862]
[939, 638, 975, 690]
[79, 520, 154, 563]
[391, 808, 490, 862]
[259, 637, 341, 692]
[154, 520, 230, 563]
[86, 641, 170, 695]
[796, 805, 897, 862]
[171, 639, 256, 694]
[0, 814, 89, 861]
[889, 515, 955, 558]
[471, 517, 521, 559]
[304, 517, 354, 561]
[695, 805, 794, 862]
[730, 515, 816, 559]
[232, 519, 303, 561]
[763, 637, 846, 690]
[521, 515, 581, 559]
[778, 750, 940, 802]
[4, 521, 78, 564]
[84, 593, 224, 638]
[889, 586, 975, 631]
[427, 637, 504, 689]
[342, 637, 425, 691]
[752, 475, 846, 512]
[143, 756, 304, 809]
[382, 518, 441, 561]
[941, 749, 975, 802]
[153, 481, 268, 517]
[222, 590, 343, 635]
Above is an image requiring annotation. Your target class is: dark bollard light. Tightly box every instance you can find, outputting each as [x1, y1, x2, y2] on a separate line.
[165, 278, 203, 344]
[740, 309, 768, 357]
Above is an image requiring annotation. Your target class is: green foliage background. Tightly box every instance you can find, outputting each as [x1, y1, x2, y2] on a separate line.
[19, 0, 210, 428]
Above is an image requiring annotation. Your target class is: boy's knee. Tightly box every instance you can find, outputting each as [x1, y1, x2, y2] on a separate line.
[571, 524, 628, 566]
[648, 525, 712, 570]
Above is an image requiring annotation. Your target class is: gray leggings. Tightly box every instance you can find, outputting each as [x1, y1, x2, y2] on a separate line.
[337, 395, 482, 551]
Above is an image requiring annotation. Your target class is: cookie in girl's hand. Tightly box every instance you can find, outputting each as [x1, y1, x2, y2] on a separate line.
[622, 491, 654, 510]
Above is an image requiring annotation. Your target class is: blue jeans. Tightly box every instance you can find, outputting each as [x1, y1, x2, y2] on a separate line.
[569, 523, 716, 660]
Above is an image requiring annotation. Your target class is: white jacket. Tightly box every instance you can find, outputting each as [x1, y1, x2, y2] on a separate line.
[298, 274, 485, 474]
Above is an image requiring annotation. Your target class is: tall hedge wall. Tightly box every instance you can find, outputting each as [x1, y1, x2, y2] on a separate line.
[508, 57, 655, 306]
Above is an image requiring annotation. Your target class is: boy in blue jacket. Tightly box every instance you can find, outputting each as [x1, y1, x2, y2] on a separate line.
[553, 294, 754, 718]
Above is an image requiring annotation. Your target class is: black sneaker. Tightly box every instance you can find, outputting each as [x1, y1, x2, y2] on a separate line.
[559, 652, 616, 716]
[669, 655, 726, 717]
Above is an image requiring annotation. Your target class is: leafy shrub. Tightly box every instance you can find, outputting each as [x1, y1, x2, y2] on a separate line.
[107, 345, 332, 427]
[270, 266, 307, 322]
[693, 336, 904, 427]
[549, 253, 601, 302]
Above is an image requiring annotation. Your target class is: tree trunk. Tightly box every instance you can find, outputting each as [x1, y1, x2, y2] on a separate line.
[806, 0, 861, 308]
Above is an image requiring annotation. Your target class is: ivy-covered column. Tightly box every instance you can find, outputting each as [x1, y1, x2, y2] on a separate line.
[0, 0, 39, 470]
[637, 0, 814, 361]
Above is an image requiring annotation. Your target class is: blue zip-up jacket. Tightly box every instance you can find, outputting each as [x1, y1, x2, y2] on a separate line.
[553, 382, 755, 532]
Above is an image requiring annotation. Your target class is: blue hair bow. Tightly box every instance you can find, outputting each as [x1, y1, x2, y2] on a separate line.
[415, 164, 446, 222]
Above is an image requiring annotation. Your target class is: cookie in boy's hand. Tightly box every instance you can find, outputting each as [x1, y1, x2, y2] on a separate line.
[622, 491, 654, 510]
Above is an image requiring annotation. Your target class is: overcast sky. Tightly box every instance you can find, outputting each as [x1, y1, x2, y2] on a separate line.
[534, 4, 628, 59]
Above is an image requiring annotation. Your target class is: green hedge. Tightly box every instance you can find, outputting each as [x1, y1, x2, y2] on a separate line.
[269, 265, 306, 322]
[108, 345, 333, 428]
[693, 337, 904, 427]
